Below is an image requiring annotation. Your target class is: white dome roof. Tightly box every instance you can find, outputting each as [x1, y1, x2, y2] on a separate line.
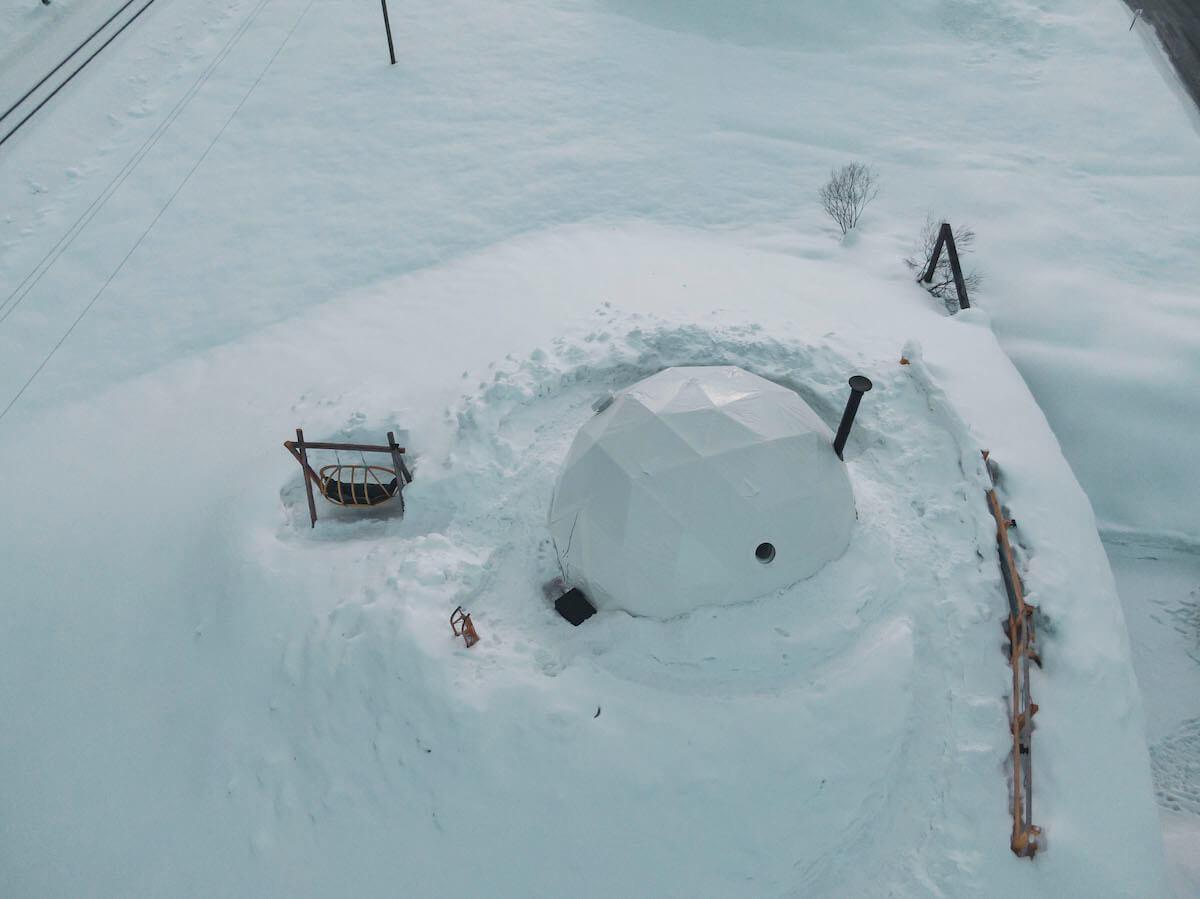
[548, 366, 856, 618]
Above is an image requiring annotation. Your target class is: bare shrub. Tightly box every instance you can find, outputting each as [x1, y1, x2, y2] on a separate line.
[818, 162, 879, 235]
[905, 215, 982, 307]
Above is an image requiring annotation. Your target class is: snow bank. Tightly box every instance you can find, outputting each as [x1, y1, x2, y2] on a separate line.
[0, 226, 1166, 896]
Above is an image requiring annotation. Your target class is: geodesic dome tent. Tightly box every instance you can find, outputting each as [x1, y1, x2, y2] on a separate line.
[548, 366, 856, 619]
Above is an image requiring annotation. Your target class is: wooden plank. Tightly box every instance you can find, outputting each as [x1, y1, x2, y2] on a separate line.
[295, 428, 319, 528]
[987, 489, 1024, 618]
[291, 440, 405, 453]
[1022, 662, 1035, 825]
[284, 441, 322, 485]
[921, 223, 949, 284]
[942, 226, 971, 309]
[1011, 634, 1025, 852]
[387, 431, 413, 485]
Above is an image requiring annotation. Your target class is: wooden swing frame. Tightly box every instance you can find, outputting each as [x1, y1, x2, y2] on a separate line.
[284, 428, 413, 527]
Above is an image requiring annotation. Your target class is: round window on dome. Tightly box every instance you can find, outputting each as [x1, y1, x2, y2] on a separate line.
[755, 542, 776, 564]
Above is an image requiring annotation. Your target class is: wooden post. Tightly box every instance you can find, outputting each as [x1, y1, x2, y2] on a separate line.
[942, 225, 970, 310]
[386, 430, 408, 516]
[380, 0, 397, 65]
[296, 428, 319, 528]
[387, 431, 413, 484]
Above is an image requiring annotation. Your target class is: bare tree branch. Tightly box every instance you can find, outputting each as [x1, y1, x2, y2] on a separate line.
[819, 162, 879, 236]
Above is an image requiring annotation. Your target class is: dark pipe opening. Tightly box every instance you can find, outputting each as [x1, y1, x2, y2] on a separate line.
[755, 542, 776, 564]
[833, 375, 873, 460]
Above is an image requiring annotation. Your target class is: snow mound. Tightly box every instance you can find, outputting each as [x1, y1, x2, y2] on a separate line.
[548, 365, 855, 618]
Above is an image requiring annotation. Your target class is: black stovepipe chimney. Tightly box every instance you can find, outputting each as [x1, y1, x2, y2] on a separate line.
[833, 375, 873, 460]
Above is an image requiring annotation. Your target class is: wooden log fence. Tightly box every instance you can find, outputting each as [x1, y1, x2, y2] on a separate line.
[983, 450, 1042, 857]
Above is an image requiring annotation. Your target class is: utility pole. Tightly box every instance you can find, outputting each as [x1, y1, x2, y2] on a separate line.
[380, 0, 396, 65]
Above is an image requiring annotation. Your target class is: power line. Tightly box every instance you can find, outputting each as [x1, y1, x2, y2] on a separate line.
[0, 0, 141, 127]
[0, 0, 318, 425]
[0, 0, 274, 325]
[0, 0, 161, 149]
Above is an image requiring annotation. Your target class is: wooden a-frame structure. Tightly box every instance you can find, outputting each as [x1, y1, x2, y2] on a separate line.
[920, 221, 972, 310]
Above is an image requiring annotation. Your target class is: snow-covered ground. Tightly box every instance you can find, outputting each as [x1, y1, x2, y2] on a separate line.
[0, 228, 1168, 895]
[0, 0, 136, 112]
[1, 0, 1196, 895]
[1107, 537, 1200, 899]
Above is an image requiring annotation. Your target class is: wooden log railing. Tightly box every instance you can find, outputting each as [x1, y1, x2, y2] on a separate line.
[983, 450, 1042, 857]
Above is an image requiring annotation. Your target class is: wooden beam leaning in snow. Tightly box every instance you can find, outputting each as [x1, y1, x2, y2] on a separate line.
[921, 222, 971, 310]
[387, 431, 413, 485]
[291, 428, 319, 529]
[983, 451, 1042, 857]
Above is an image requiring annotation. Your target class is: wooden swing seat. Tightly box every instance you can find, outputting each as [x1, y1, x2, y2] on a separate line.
[319, 464, 399, 506]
